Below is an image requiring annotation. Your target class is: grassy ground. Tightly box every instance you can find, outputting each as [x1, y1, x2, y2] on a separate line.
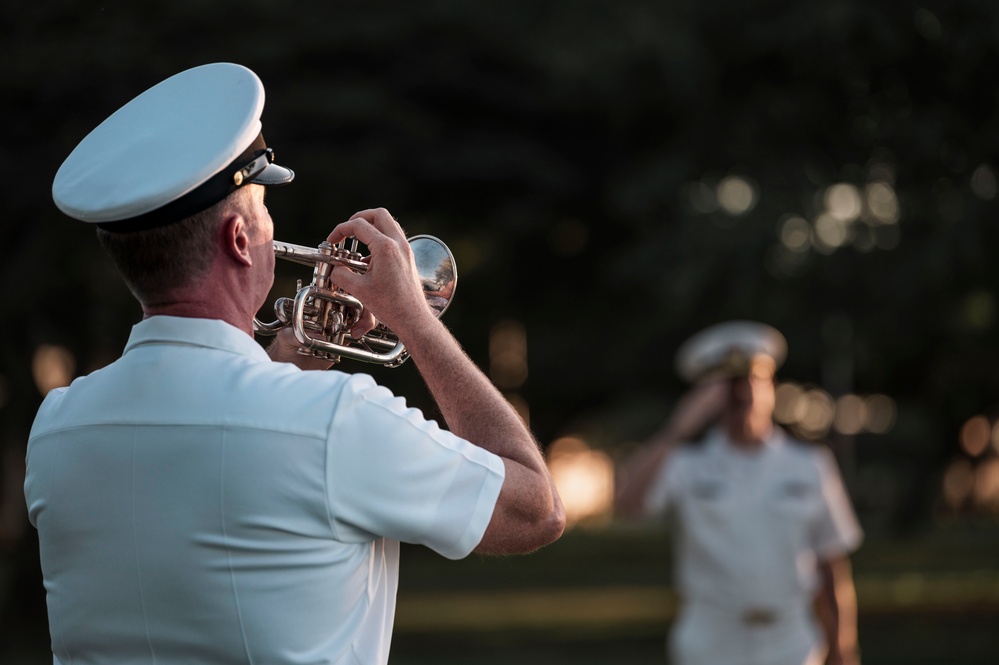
[5, 522, 999, 664]
[389, 522, 999, 664]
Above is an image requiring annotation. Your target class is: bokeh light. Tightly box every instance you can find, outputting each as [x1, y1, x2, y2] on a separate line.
[813, 213, 849, 253]
[864, 181, 901, 225]
[959, 415, 991, 457]
[961, 290, 995, 330]
[864, 394, 897, 434]
[835, 394, 868, 436]
[972, 458, 999, 511]
[767, 159, 903, 268]
[825, 183, 863, 222]
[489, 320, 528, 389]
[774, 382, 896, 440]
[773, 382, 804, 425]
[798, 388, 836, 438]
[716, 175, 758, 216]
[942, 458, 974, 510]
[547, 436, 614, 527]
[778, 215, 810, 253]
[970, 164, 997, 200]
[940, 414, 999, 515]
[32, 344, 76, 395]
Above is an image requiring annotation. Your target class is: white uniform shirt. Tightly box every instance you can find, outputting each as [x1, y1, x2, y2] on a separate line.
[25, 316, 505, 665]
[645, 426, 862, 612]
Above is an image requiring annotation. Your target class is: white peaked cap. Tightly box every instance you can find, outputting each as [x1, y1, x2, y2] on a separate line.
[675, 320, 787, 382]
[52, 62, 294, 231]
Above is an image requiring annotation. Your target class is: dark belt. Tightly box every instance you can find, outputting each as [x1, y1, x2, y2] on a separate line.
[740, 608, 779, 625]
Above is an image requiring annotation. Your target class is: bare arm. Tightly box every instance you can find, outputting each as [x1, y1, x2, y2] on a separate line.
[327, 209, 565, 555]
[814, 555, 860, 665]
[614, 439, 675, 518]
[400, 311, 565, 554]
[615, 379, 728, 518]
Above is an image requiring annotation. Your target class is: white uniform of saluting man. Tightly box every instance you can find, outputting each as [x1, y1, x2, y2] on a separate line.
[616, 321, 863, 665]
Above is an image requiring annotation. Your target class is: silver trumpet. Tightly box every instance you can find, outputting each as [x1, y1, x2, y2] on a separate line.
[253, 235, 456, 367]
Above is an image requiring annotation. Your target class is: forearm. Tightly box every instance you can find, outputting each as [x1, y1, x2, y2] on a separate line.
[817, 556, 860, 665]
[831, 579, 859, 664]
[614, 440, 674, 517]
[402, 313, 565, 552]
[403, 315, 535, 463]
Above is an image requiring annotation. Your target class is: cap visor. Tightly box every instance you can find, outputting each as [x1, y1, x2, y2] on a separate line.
[248, 162, 294, 186]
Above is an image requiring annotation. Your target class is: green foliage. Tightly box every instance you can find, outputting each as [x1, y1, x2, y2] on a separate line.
[4, 0, 999, 529]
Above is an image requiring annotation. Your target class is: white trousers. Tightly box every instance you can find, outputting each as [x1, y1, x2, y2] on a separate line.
[668, 602, 826, 665]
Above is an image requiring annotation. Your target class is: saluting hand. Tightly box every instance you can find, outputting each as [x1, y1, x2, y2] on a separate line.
[660, 376, 729, 442]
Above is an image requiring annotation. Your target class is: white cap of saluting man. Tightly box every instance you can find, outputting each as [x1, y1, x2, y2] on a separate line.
[675, 320, 788, 383]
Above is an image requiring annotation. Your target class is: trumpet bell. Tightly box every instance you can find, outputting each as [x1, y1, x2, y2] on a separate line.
[254, 234, 457, 367]
[411, 234, 457, 318]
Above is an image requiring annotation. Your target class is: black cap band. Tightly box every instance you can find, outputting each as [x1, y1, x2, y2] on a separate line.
[97, 133, 269, 233]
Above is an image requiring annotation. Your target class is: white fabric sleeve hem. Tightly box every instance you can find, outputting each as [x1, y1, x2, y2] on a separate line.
[814, 528, 864, 560]
[323, 373, 508, 557]
[433, 453, 506, 560]
[642, 456, 674, 517]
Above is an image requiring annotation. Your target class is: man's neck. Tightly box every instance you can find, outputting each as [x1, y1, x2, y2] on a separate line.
[725, 418, 773, 448]
[142, 288, 254, 337]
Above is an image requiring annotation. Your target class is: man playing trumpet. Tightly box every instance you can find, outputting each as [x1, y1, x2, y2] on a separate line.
[27, 62, 564, 665]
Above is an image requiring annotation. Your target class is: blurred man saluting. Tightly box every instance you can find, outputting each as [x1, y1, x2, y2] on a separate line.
[617, 321, 863, 665]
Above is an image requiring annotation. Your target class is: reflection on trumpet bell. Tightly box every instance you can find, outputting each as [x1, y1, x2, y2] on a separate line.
[253, 235, 457, 367]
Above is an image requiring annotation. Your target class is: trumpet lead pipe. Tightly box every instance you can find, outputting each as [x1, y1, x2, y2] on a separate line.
[272, 240, 368, 272]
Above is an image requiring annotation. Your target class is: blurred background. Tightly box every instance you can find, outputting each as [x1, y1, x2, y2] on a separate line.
[4, 0, 999, 662]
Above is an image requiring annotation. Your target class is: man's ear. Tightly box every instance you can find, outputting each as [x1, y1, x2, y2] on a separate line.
[222, 213, 253, 267]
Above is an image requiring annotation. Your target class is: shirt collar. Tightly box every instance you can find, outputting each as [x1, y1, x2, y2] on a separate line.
[706, 424, 785, 455]
[123, 315, 271, 362]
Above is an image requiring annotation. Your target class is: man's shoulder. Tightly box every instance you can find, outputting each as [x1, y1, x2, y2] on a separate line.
[235, 366, 380, 425]
[669, 436, 717, 466]
[775, 431, 841, 473]
[30, 351, 379, 441]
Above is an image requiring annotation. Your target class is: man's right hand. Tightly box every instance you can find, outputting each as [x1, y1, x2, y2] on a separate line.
[326, 208, 435, 342]
[661, 377, 729, 442]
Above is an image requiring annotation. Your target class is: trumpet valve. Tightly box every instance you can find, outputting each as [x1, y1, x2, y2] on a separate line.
[324, 309, 346, 337]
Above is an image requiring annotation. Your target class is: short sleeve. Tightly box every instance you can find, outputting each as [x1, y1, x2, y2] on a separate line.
[324, 374, 505, 560]
[810, 448, 864, 557]
[644, 450, 683, 517]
